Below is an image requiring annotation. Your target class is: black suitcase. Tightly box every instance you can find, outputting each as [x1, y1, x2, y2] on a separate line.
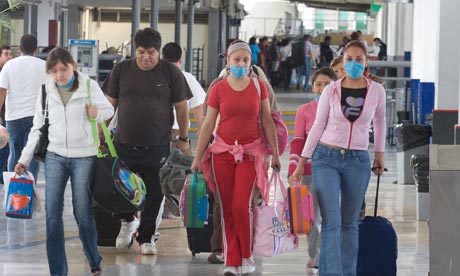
[92, 203, 121, 247]
[185, 196, 215, 256]
[357, 170, 398, 276]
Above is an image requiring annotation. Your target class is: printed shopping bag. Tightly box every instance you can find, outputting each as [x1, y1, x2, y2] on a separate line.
[180, 173, 209, 228]
[3, 172, 41, 213]
[252, 171, 298, 257]
[5, 174, 35, 219]
[287, 184, 315, 234]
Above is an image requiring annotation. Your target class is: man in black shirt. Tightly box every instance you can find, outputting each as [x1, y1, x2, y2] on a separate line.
[320, 36, 334, 67]
[106, 28, 193, 255]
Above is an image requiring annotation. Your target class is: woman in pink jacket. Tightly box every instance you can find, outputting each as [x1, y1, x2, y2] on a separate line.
[288, 67, 337, 275]
[291, 40, 386, 276]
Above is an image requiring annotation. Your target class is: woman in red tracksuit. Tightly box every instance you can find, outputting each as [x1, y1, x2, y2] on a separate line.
[191, 41, 280, 276]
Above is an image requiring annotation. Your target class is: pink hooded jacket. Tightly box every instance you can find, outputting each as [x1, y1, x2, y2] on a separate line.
[302, 77, 386, 158]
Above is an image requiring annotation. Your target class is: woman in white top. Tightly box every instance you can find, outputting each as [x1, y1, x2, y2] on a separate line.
[15, 47, 114, 276]
[278, 37, 292, 91]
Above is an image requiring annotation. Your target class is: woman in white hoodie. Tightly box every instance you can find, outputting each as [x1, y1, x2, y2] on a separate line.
[15, 47, 114, 276]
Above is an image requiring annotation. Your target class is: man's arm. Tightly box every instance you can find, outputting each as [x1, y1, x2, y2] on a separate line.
[175, 100, 189, 138]
[0, 88, 6, 124]
[175, 100, 190, 153]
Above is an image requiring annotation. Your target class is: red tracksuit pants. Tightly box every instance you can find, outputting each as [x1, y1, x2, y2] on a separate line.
[212, 151, 256, 267]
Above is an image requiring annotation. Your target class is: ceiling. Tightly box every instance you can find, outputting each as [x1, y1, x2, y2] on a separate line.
[292, 0, 374, 13]
[65, 0, 202, 10]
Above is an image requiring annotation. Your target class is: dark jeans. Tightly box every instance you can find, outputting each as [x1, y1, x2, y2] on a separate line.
[114, 142, 170, 245]
[280, 61, 293, 90]
[0, 120, 9, 184]
[6, 116, 39, 180]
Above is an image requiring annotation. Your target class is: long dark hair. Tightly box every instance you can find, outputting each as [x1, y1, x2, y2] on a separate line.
[46, 47, 79, 91]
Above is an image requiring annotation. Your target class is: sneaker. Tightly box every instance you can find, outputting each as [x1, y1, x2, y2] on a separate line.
[223, 266, 239, 276]
[116, 217, 140, 248]
[207, 252, 225, 264]
[140, 242, 158, 255]
[242, 257, 255, 274]
[306, 257, 318, 275]
[306, 267, 318, 275]
[91, 266, 101, 276]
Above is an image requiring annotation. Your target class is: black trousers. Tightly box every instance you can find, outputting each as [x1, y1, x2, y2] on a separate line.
[114, 142, 170, 244]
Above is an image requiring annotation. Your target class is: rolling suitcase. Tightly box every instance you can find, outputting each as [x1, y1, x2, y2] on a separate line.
[357, 169, 397, 276]
[186, 208, 214, 256]
[180, 173, 213, 255]
[92, 203, 121, 247]
[286, 184, 315, 234]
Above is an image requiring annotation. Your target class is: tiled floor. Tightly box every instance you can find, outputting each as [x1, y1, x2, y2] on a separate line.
[0, 92, 429, 276]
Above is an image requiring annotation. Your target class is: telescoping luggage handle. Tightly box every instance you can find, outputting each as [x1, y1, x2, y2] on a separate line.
[372, 167, 388, 217]
[86, 79, 118, 158]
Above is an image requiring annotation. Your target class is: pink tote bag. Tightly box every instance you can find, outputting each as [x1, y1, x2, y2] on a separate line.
[252, 171, 298, 257]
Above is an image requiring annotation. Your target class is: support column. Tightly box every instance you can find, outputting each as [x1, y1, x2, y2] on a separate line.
[434, 0, 460, 145]
[207, 8, 220, 84]
[67, 5, 80, 40]
[151, 0, 159, 30]
[174, 0, 182, 44]
[131, 0, 141, 58]
[186, 0, 195, 73]
[23, 4, 31, 34]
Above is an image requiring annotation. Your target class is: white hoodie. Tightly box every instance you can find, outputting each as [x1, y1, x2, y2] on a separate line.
[19, 72, 114, 166]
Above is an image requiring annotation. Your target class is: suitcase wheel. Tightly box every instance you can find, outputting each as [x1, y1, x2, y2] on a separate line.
[191, 249, 196, 256]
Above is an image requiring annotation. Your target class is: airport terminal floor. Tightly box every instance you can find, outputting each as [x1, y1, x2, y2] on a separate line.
[0, 92, 428, 276]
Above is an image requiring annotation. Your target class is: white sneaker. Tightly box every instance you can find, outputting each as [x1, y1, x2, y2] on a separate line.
[223, 266, 239, 276]
[242, 257, 255, 274]
[306, 256, 318, 275]
[140, 242, 158, 255]
[306, 267, 318, 275]
[116, 217, 140, 248]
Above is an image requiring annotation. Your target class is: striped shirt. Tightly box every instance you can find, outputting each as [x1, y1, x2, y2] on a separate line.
[305, 41, 313, 57]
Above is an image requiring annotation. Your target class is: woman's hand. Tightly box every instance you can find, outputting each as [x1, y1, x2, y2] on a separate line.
[15, 162, 28, 175]
[372, 152, 385, 175]
[271, 155, 281, 171]
[288, 165, 304, 186]
[191, 157, 202, 173]
[86, 104, 98, 119]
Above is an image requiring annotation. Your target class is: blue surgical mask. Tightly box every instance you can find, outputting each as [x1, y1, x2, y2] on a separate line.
[345, 61, 365, 79]
[315, 95, 321, 101]
[230, 66, 248, 79]
[56, 74, 76, 88]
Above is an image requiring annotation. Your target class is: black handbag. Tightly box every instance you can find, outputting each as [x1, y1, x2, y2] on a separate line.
[85, 79, 146, 214]
[34, 85, 49, 162]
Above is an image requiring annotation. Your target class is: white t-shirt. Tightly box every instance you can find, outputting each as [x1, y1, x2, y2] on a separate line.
[0, 55, 47, 121]
[172, 71, 206, 130]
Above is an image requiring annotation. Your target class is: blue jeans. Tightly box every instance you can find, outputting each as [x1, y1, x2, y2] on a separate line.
[6, 116, 39, 179]
[45, 152, 101, 276]
[297, 56, 312, 92]
[312, 144, 371, 276]
[0, 120, 9, 184]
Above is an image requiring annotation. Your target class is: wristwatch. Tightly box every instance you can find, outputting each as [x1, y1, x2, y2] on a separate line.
[178, 136, 190, 143]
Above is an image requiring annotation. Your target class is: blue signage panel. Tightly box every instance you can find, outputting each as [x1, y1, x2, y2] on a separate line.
[69, 39, 97, 46]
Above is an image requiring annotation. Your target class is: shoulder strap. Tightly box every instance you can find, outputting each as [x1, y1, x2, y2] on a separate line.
[41, 85, 49, 125]
[86, 78, 117, 158]
[252, 78, 261, 98]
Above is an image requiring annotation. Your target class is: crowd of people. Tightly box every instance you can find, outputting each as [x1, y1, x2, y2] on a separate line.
[244, 31, 386, 92]
[0, 27, 386, 276]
